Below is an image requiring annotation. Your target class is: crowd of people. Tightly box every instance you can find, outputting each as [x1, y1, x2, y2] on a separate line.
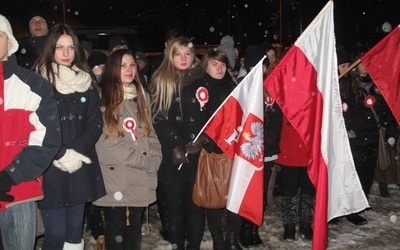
[0, 10, 399, 250]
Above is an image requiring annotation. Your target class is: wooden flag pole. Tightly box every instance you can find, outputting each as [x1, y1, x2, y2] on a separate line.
[338, 58, 360, 79]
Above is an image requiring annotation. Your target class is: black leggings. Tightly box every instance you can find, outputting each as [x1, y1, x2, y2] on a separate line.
[162, 182, 205, 250]
[103, 206, 145, 250]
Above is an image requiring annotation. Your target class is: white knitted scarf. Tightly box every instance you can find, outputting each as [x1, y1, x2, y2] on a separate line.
[123, 83, 138, 100]
[41, 63, 92, 94]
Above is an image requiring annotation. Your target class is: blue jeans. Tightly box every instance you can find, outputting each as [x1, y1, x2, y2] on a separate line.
[0, 201, 36, 250]
[41, 203, 85, 250]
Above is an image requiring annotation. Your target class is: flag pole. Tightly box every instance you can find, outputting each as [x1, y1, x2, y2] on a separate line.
[192, 56, 266, 142]
[338, 58, 360, 79]
[178, 56, 266, 170]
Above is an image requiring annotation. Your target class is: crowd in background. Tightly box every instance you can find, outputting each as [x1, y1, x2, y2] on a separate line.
[0, 9, 399, 250]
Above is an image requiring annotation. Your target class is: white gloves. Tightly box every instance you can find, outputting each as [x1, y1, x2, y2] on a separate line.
[53, 149, 92, 174]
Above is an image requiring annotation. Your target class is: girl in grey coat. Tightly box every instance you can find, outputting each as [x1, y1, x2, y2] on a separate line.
[94, 49, 162, 250]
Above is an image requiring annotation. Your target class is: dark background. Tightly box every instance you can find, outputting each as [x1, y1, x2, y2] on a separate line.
[2, 0, 399, 53]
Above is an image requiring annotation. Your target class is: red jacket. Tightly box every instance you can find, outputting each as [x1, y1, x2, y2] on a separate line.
[275, 115, 308, 167]
[0, 55, 61, 211]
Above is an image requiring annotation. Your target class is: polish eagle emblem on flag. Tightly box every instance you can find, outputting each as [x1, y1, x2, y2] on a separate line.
[237, 114, 264, 170]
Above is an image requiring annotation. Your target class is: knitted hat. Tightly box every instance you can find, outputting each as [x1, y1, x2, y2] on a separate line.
[27, 10, 52, 29]
[87, 51, 108, 70]
[0, 14, 19, 56]
[217, 35, 235, 68]
[244, 45, 265, 72]
[135, 51, 148, 64]
[81, 41, 93, 54]
[336, 46, 351, 65]
[108, 35, 129, 51]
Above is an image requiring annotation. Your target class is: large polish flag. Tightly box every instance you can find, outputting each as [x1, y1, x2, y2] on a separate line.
[360, 25, 400, 124]
[201, 58, 265, 226]
[263, 1, 369, 249]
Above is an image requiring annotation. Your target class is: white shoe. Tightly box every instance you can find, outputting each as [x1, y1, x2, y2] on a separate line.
[63, 239, 84, 250]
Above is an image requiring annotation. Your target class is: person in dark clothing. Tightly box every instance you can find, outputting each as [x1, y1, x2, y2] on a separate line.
[17, 10, 51, 69]
[349, 61, 397, 197]
[275, 115, 315, 241]
[148, 28, 184, 242]
[148, 28, 183, 80]
[183, 49, 242, 250]
[34, 23, 106, 250]
[149, 37, 205, 250]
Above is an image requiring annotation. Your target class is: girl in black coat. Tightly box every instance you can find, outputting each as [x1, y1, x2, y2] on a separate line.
[149, 37, 204, 250]
[34, 23, 105, 250]
[182, 49, 243, 250]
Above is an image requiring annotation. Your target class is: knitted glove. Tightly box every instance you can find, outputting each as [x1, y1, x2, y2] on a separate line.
[53, 149, 92, 174]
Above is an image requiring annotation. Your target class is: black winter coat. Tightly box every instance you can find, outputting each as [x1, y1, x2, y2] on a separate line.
[152, 65, 204, 184]
[345, 82, 397, 159]
[183, 74, 237, 154]
[38, 85, 106, 209]
[264, 98, 282, 157]
[17, 36, 47, 70]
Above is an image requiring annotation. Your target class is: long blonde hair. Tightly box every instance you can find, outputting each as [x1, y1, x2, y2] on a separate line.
[149, 37, 199, 122]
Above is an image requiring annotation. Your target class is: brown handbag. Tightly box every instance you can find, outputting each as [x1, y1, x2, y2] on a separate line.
[377, 126, 392, 171]
[368, 102, 393, 171]
[193, 149, 233, 209]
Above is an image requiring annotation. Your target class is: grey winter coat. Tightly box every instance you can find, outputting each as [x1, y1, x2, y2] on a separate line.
[94, 96, 162, 207]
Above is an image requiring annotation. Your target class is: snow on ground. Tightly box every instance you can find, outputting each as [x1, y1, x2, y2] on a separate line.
[35, 182, 400, 249]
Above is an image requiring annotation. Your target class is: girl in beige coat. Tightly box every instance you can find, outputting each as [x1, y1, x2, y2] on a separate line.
[94, 49, 162, 250]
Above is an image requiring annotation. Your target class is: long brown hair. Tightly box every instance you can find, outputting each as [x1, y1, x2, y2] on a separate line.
[99, 49, 151, 138]
[33, 23, 93, 84]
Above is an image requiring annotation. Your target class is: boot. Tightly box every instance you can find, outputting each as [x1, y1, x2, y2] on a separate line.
[211, 231, 226, 250]
[280, 196, 298, 241]
[379, 182, 390, 197]
[226, 232, 243, 250]
[283, 224, 296, 240]
[299, 223, 313, 240]
[250, 224, 263, 247]
[158, 200, 169, 241]
[239, 219, 252, 247]
[299, 194, 314, 240]
[239, 219, 263, 248]
[63, 239, 84, 250]
[346, 213, 368, 225]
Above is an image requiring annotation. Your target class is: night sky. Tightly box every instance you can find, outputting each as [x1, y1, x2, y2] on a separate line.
[2, 0, 399, 52]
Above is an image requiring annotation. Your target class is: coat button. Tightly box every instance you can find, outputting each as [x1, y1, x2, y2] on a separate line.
[110, 167, 114, 170]
[143, 152, 147, 156]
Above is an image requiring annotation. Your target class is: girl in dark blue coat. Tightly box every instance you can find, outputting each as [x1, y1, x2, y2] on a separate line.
[34, 23, 105, 250]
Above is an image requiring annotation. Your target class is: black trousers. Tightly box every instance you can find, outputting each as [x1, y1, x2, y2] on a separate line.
[280, 165, 314, 197]
[103, 206, 145, 250]
[354, 153, 377, 197]
[162, 182, 205, 250]
[206, 208, 241, 234]
[85, 202, 104, 239]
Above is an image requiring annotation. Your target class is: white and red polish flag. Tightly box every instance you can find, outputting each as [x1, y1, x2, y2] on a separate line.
[263, 1, 369, 249]
[360, 25, 400, 124]
[200, 57, 265, 226]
